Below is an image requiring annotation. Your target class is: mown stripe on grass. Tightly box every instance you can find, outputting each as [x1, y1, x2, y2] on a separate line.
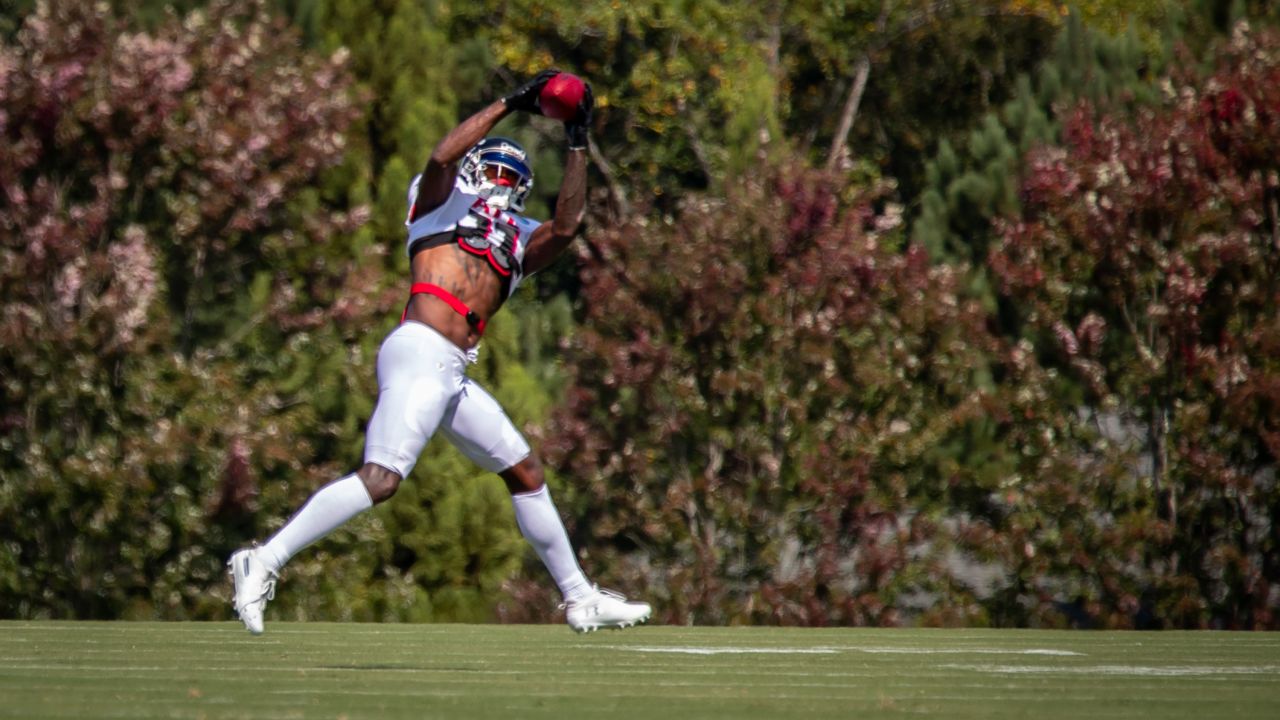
[2, 622, 1278, 720]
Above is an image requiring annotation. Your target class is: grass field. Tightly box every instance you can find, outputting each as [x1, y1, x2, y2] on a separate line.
[1, 622, 1277, 719]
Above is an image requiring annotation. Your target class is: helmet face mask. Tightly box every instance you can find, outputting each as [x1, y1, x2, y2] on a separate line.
[461, 137, 534, 212]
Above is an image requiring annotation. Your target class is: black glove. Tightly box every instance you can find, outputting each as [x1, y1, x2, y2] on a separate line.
[502, 69, 560, 114]
[566, 83, 594, 150]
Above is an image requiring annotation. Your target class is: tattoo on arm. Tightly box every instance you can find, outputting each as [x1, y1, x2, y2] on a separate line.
[553, 149, 588, 237]
[523, 149, 588, 275]
[416, 101, 511, 218]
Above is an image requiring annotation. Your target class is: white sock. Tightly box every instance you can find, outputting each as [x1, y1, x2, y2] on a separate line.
[259, 474, 373, 572]
[511, 485, 594, 602]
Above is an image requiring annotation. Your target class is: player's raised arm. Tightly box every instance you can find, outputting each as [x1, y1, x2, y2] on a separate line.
[523, 81, 594, 276]
[411, 70, 560, 221]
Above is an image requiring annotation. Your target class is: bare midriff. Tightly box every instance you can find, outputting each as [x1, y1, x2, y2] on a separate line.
[404, 242, 508, 351]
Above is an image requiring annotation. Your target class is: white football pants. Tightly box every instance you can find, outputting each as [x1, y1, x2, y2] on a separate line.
[363, 321, 531, 478]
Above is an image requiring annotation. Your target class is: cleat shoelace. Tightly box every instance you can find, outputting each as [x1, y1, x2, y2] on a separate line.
[561, 586, 628, 611]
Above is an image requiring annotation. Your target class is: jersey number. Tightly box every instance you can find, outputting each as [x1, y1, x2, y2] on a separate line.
[456, 199, 521, 276]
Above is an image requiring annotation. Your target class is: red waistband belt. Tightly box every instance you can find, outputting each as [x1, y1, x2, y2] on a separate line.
[402, 282, 485, 335]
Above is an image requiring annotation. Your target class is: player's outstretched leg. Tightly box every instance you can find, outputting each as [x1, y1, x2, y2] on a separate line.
[227, 547, 277, 635]
[563, 587, 652, 633]
[500, 462, 652, 632]
[225, 472, 378, 635]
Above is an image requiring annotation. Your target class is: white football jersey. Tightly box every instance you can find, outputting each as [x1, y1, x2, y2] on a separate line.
[405, 175, 541, 297]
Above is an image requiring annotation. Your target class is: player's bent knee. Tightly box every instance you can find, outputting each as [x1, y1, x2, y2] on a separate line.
[500, 455, 545, 495]
[358, 462, 403, 504]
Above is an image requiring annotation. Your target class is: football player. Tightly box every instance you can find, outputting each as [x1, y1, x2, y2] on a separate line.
[228, 70, 650, 635]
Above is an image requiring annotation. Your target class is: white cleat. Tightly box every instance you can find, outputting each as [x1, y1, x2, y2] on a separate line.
[565, 587, 652, 633]
[227, 547, 277, 636]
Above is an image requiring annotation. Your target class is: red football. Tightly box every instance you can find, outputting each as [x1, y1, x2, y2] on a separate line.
[539, 72, 585, 121]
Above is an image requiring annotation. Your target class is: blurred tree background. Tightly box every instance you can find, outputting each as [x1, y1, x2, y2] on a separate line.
[2, 0, 1279, 629]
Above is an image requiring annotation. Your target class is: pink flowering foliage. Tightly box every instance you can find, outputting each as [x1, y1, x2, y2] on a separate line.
[529, 164, 1012, 627]
[989, 24, 1280, 628]
[0, 0, 369, 618]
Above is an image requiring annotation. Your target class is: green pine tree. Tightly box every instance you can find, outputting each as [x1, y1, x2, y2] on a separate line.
[914, 10, 1165, 269]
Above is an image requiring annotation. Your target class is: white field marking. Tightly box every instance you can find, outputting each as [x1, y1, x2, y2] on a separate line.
[943, 663, 1280, 677]
[588, 645, 840, 655]
[852, 646, 1085, 656]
